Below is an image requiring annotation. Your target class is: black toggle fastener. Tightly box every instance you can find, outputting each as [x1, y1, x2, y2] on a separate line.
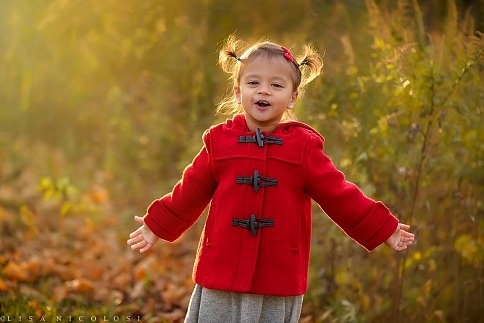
[238, 128, 283, 147]
[232, 214, 274, 236]
[236, 170, 278, 192]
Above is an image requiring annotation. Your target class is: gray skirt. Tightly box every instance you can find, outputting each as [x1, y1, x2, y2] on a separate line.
[184, 284, 303, 323]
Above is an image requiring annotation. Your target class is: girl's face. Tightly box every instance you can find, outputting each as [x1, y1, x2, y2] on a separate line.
[234, 55, 298, 132]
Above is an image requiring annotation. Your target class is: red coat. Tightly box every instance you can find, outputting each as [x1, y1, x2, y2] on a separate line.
[144, 114, 398, 296]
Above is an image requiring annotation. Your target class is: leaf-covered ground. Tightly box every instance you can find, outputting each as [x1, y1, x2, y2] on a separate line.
[0, 167, 198, 322]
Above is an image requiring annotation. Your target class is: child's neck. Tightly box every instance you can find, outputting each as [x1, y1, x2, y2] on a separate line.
[245, 118, 280, 133]
[247, 125, 279, 133]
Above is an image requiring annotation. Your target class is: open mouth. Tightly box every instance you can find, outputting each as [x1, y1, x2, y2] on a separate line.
[255, 100, 271, 108]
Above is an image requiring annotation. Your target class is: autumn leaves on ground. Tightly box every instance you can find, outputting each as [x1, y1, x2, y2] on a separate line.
[0, 157, 197, 322]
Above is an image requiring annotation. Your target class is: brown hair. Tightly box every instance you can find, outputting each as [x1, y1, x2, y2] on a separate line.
[217, 35, 323, 120]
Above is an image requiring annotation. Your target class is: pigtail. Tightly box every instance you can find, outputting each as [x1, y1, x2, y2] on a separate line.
[218, 35, 244, 74]
[296, 44, 324, 92]
[224, 50, 241, 62]
[217, 35, 246, 117]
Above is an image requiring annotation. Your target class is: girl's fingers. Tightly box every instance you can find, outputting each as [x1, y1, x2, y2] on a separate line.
[139, 244, 152, 253]
[127, 234, 144, 246]
[129, 228, 142, 239]
[131, 240, 147, 251]
[399, 223, 410, 231]
[128, 216, 157, 253]
[402, 231, 415, 240]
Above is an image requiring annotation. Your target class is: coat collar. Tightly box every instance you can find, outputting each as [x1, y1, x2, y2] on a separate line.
[207, 114, 324, 165]
[229, 114, 324, 142]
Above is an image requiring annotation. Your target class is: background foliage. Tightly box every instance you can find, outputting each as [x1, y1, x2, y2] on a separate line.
[0, 0, 482, 322]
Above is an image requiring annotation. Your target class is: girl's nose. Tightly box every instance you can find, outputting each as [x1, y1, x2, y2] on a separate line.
[257, 86, 271, 95]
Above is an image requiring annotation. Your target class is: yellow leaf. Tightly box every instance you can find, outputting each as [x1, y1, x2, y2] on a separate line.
[60, 201, 72, 216]
[454, 234, 480, 265]
[20, 205, 35, 226]
[424, 280, 432, 296]
[413, 251, 422, 261]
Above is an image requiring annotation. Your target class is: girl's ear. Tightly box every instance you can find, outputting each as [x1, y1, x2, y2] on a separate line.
[234, 86, 241, 104]
[290, 91, 299, 106]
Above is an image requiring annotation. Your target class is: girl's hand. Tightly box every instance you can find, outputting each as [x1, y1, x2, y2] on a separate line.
[385, 223, 415, 251]
[127, 216, 159, 253]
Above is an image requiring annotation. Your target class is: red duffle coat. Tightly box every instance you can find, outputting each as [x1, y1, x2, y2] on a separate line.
[144, 114, 398, 296]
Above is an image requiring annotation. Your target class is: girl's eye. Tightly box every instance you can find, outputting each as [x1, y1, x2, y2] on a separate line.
[272, 83, 283, 88]
[247, 81, 259, 86]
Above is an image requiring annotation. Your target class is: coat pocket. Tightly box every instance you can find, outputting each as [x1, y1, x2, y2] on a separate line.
[290, 207, 301, 253]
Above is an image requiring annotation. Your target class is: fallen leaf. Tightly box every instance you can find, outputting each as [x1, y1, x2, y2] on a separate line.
[0, 206, 14, 223]
[0, 279, 11, 292]
[64, 278, 95, 294]
[52, 264, 76, 281]
[3, 262, 28, 282]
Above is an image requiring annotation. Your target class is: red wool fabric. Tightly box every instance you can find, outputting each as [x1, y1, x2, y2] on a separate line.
[144, 114, 399, 296]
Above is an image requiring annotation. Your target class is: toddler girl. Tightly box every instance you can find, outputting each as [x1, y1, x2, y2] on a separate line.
[127, 36, 415, 323]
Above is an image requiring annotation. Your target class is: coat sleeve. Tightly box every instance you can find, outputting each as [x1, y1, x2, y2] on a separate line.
[305, 135, 398, 251]
[143, 131, 217, 242]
